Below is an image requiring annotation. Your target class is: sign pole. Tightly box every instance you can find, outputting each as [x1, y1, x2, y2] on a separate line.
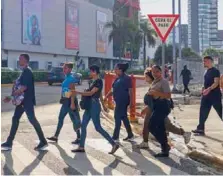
[162, 42, 165, 77]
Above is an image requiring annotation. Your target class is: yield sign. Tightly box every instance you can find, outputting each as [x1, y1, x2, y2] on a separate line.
[148, 14, 179, 42]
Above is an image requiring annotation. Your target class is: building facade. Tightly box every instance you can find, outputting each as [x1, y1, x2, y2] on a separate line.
[1, 0, 117, 70]
[188, 0, 220, 54]
[167, 24, 188, 49]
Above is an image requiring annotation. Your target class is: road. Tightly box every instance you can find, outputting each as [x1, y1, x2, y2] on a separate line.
[2, 102, 219, 175]
[1, 82, 88, 112]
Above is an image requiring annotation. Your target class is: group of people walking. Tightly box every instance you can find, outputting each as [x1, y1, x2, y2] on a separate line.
[1, 54, 222, 158]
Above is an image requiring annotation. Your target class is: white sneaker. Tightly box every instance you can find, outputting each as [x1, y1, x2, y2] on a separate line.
[137, 142, 149, 149]
[183, 132, 191, 144]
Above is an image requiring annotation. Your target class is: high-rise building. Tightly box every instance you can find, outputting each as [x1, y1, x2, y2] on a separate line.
[167, 24, 188, 49]
[188, 0, 219, 54]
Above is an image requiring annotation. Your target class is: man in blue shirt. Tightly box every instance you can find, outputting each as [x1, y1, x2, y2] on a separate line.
[2, 54, 48, 151]
[47, 63, 81, 144]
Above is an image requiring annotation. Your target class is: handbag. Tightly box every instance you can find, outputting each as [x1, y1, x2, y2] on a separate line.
[79, 85, 92, 110]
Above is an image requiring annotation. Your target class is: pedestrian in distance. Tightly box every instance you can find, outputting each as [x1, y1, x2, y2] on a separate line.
[104, 63, 134, 142]
[137, 68, 191, 149]
[147, 65, 172, 157]
[71, 65, 119, 154]
[180, 65, 192, 95]
[192, 56, 222, 136]
[2, 54, 48, 151]
[47, 63, 81, 144]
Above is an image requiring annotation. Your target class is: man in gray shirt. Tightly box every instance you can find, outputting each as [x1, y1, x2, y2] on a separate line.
[148, 65, 171, 157]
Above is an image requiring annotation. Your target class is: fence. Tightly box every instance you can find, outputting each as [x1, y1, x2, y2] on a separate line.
[104, 72, 144, 122]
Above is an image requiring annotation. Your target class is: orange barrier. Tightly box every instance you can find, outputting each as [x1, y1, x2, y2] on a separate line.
[104, 72, 144, 122]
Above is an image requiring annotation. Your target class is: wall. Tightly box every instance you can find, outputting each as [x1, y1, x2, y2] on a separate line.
[2, 0, 114, 68]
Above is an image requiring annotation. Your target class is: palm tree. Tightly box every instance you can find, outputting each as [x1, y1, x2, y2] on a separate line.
[140, 21, 157, 69]
[105, 19, 136, 60]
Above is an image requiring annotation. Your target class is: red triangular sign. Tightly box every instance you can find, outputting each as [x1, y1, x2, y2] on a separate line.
[148, 14, 179, 42]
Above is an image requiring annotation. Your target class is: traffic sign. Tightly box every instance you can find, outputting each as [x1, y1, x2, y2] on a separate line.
[148, 14, 179, 42]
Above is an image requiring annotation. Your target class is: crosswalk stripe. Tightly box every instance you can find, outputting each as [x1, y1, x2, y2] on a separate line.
[1, 141, 55, 175]
[48, 140, 123, 175]
[86, 139, 187, 175]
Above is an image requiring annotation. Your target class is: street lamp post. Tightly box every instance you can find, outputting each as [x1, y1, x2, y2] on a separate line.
[201, 17, 204, 54]
[178, 0, 182, 60]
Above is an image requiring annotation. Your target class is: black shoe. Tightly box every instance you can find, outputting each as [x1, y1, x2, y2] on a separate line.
[1, 142, 12, 151]
[71, 138, 80, 145]
[123, 135, 134, 141]
[71, 148, 85, 153]
[109, 144, 119, 154]
[154, 152, 169, 157]
[47, 136, 58, 143]
[192, 129, 205, 136]
[34, 142, 48, 151]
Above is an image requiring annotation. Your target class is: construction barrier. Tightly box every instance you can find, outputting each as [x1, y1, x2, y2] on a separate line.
[104, 72, 144, 122]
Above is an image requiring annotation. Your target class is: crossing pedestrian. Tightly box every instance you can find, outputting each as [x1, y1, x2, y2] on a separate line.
[147, 65, 172, 157]
[192, 56, 222, 136]
[2, 54, 48, 151]
[180, 65, 192, 95]
[137, 68, 191, 149]
[71, 65, 119, 154]
[104, 63, 134, 142]
[47, 63, 81, 144]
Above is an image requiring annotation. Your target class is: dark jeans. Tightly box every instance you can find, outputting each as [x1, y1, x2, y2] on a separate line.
[149, 99, 170, 152]
[79, 99, 115, 148]
[7, 103, 46, 145]
[113, 103, 133, 139]
[55, 104, 81, 138]
[183, 82, 190, 93]
[197, 95, 222, 131]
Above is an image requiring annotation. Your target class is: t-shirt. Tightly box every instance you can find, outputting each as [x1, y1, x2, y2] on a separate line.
[89, 78, 103, 99]
[150, 78, 171, 99]
[180, 69, 191, 83]
[204, 67, 221, 97]
[20, 67, 36, 105]
[61, 73, 78, 106]
[112, 74, 132, 104]
[62, 73, 76, 98]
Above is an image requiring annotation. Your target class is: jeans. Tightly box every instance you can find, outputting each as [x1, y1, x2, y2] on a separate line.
[197, 95, 222, 131]
[55, 104, 81, 138]
[79, 99, 115, 148]
[183, 82, 190, 93]
[149, 99, 170, 152]
[7, 103, 46, 145]
[113, 103, 133, 139]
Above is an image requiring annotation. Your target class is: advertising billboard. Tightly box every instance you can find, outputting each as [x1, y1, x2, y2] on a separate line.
[22, 0, 42, 45]
[96, 11, 107, 53]
[65, 0, 79, 49]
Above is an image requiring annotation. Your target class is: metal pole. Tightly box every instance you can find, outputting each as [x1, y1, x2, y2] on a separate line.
[201, 17, 204, 54]
[162, 42, 165, 77]
[178, 0, 182, 60]
[172, 0, 178, 92]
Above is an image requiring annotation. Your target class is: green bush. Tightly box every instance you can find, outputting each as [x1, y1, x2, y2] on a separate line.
[1, 71, 48, 84]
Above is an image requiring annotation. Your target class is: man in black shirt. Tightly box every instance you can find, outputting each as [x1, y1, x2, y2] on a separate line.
[180, 65, 192, 94]
[192, 56, 222, 135]
[2, 54, 48, 151]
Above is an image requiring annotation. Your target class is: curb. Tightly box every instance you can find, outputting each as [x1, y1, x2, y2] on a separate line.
[1, 82, 48, 87]
[101, 108, 223, 171]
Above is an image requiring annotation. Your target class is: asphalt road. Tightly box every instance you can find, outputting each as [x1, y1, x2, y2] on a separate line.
[1, 82, 89, 112]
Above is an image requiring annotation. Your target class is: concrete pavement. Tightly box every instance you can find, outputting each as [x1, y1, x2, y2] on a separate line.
[2, 103, 221, 175]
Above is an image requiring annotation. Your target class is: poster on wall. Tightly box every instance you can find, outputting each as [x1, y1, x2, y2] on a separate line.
[22, 0, 42, 45]
[65, 0, 79, 49]
[96, 11, 107, 53]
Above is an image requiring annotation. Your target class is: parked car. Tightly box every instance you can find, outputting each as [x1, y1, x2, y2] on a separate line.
[47, 67, 82, 86]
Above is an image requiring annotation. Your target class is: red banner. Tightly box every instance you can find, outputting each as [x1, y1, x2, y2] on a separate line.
[65, 0, 79, 49]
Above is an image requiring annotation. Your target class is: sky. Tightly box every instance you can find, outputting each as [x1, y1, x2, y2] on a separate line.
[140, 0, 223, 30]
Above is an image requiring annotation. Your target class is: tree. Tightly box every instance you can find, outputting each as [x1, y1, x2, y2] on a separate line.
[182, 47, 201, 60]
[140, 21, 157, 69]
[203, 48, 220, 58]
[105, 19, 136, 60]
[154, 44, 179, 65]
